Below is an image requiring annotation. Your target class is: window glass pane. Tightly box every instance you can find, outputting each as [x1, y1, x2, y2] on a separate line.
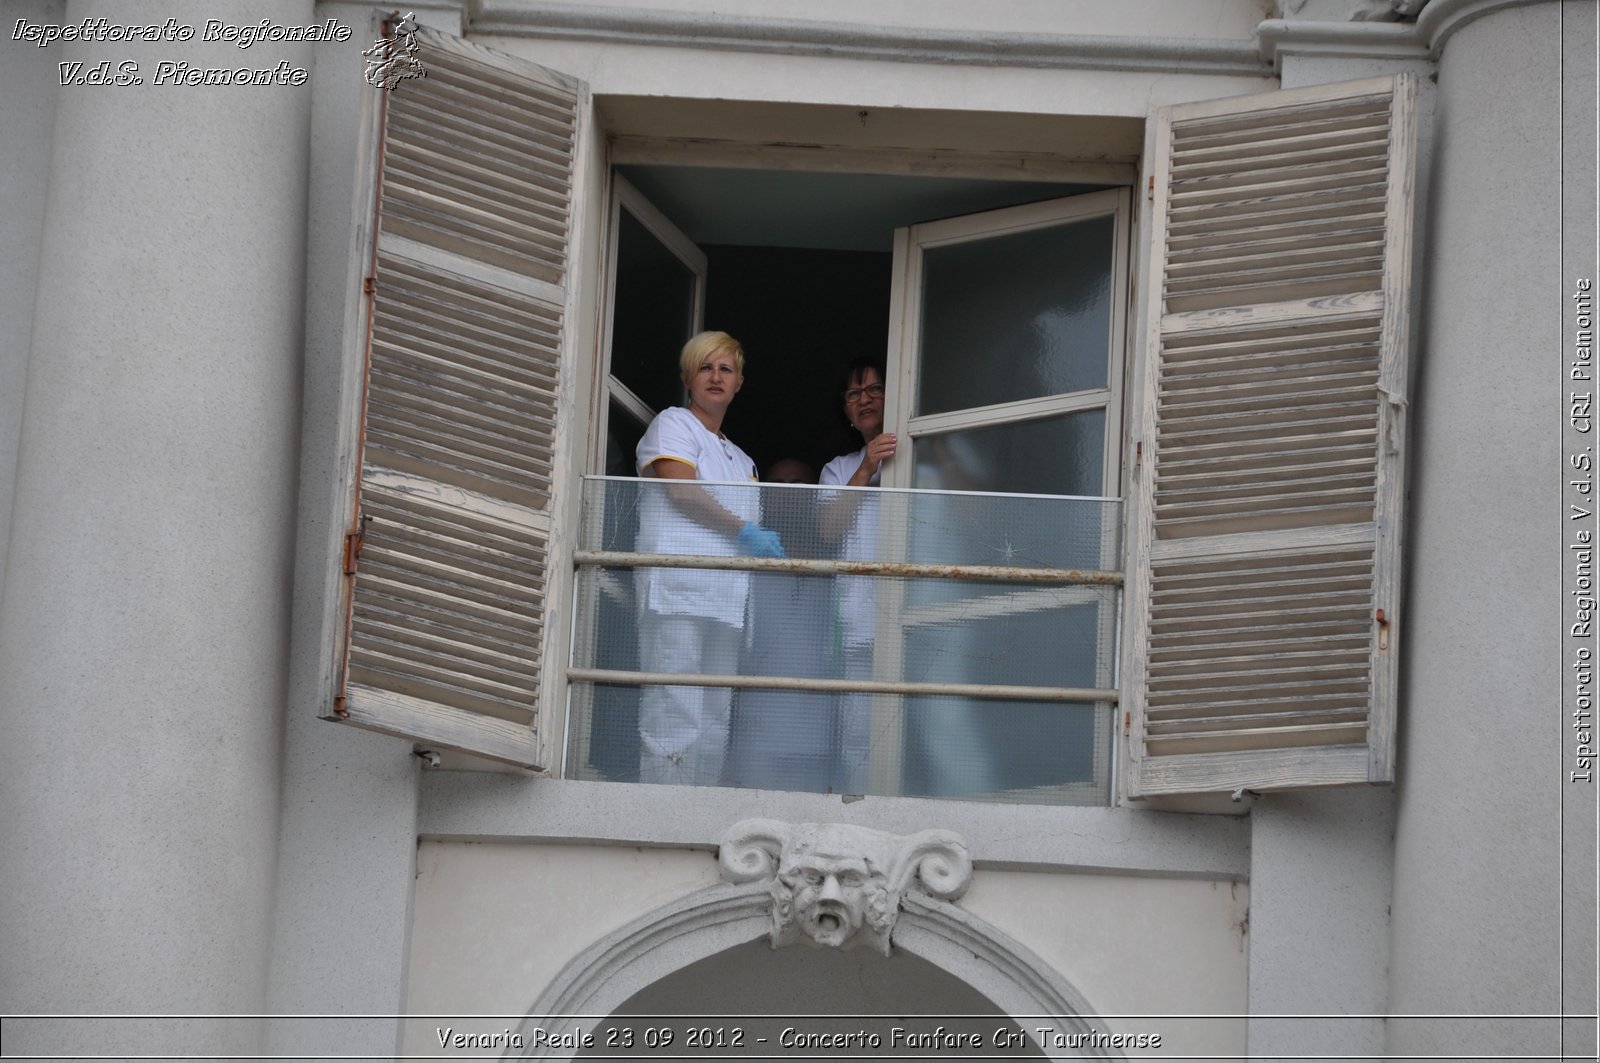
[573, 683, 1109, 802]
[903, 699, 1106, 800]
[610, 207, 695, 414]
[604, 398, 647, 478]
[917, 214, 1114, 415]
[911, 408, 1106, 497]
[577, 472, 641, 781]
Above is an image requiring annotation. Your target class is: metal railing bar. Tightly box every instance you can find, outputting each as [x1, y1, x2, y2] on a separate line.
[572, 550, 1124, 586]
[582, 472, 1122, 504]
[566, 667, 1118, 704]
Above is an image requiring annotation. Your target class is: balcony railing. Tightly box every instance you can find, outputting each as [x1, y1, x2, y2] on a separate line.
[565, 476, 1122, 805]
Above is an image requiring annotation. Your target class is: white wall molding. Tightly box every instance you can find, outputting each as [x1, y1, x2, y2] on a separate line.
[1258, 18, 1428, 64]
[1259, 0, 1557, 67]
[518, 877, 1124, 1060]
[417, 774, 1249, 879]
[1413, 0, 1551, 52]
[469, 0, 1270, 77]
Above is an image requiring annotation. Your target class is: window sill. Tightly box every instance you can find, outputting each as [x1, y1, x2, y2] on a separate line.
[416, 773, 1248, 879]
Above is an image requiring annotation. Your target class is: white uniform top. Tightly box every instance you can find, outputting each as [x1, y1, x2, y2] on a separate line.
[636, 406, 760, 626]
[820, 445, 879, 648]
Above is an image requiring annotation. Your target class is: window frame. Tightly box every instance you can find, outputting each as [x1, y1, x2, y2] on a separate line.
[324, 31, 1412, 804]
[587, 173, 709, 476]
[881, 187, 1133, 502]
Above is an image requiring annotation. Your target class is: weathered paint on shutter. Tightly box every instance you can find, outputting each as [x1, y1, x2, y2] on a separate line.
[323, 25, 584, 768]
[1124, 74, 1417, 797]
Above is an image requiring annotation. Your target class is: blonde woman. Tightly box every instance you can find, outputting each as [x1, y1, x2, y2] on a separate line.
[634, 331, 783, 785]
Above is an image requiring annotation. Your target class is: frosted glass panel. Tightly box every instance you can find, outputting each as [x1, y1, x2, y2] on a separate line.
[566, 477, 1119, 804]
[609, 207, 695, 414]
[917, 214, 1114, 415]
[911, 408, 1106, 496]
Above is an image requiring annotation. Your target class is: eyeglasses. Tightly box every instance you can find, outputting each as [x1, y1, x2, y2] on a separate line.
[844, 383, 885, 405]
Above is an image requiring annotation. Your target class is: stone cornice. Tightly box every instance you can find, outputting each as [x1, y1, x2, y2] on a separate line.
[417, 774, 1251, 880]
[1258, 18, 1430, 64]
[1260, 0, 1555, 68]
[468, 0, 1271, 78]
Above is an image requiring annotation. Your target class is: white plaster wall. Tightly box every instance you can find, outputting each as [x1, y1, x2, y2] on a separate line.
[1388, 2, 1569, 1058]
[0, 0, 61, 605]
[964, 868, 1249, 1057]
[484, 45, 1264, 122]
[403, 841, 1247, 1058]
[474, 4, 1274, 124]
[0, 0, 313, 1054]
[403, 842, 722, 1054]
[265, 4, 460, 1058]
[1244, 788, 1395, 1058]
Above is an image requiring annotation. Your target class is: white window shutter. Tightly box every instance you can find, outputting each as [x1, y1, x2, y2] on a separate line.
[322, 25, 586, 768]
[1124, 74, 1418, 797]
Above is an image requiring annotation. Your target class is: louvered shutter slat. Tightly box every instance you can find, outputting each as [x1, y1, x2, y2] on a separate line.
[325, 25, 585, 768]
[1125, 75, 1417, 797]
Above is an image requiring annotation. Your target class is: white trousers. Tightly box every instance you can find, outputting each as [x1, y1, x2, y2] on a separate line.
[637, 612, 740, 786]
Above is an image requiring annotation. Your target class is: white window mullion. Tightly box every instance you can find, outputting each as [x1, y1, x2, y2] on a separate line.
[906, 388, 1115, 439]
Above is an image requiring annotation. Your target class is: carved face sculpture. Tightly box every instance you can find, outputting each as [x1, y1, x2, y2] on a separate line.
[722, 818, 972, 958]
[774, 839, 889, 949]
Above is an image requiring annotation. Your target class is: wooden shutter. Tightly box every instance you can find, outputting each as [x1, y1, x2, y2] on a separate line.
[1124, 75, 1418, 797]
[322, 25, 585, 768]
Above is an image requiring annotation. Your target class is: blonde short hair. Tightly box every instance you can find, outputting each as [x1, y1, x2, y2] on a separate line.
[679, 330, 745, 383]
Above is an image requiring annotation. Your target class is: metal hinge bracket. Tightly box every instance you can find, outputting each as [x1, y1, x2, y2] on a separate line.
[343, 514, 372, 575]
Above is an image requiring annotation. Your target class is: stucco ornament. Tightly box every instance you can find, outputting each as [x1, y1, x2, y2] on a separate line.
[718, 819, 972, 956]
[1277, 0, 1427, 19]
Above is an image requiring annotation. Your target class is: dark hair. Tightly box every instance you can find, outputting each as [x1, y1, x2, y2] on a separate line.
[835, 356, 886, 430]
[837, 357, 886, 399]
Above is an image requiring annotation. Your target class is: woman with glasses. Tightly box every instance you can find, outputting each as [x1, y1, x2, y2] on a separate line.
[822, 360, 895, 491]
[817, 358, 895, 793]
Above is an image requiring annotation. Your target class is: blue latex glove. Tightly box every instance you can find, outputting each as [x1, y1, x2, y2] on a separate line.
[738, 522, 786, 558]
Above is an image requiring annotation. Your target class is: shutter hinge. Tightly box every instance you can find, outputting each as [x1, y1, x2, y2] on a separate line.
[343, 514, 372, 575]
[1123, 709, 1131, 737]
[1375, 608, 1391, 650]
[1134, 440, 1143, 467]
[363, 275, 377, 295]
[332, 694, 349, 719]
[1147, 175, 1155, 200]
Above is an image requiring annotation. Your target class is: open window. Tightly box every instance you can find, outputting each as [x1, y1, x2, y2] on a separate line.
[319, 23, 1415, 805]
[566, 177, 1128, 802]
